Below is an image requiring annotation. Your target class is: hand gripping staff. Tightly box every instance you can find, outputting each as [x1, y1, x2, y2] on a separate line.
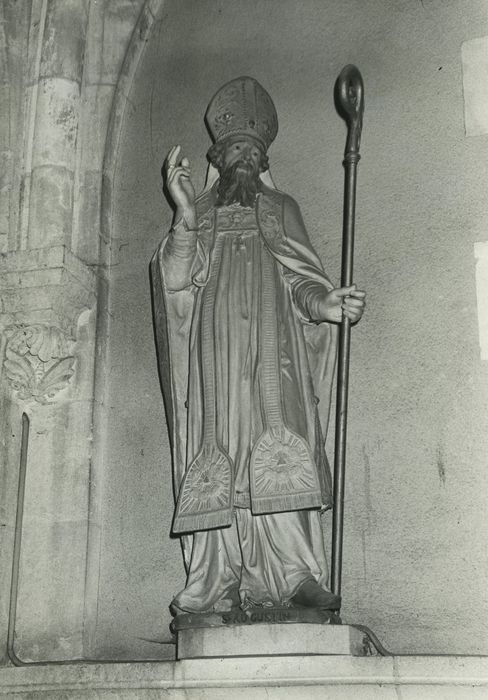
[331, 65, 365, 601]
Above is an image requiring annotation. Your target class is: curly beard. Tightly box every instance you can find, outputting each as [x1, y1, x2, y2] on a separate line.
[216, 160, 261, 207]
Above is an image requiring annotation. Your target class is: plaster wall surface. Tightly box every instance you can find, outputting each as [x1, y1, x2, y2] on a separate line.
[96, 0, 488, 656]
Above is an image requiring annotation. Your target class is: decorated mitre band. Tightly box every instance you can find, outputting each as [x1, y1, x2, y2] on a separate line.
[205, 76, 278, 152]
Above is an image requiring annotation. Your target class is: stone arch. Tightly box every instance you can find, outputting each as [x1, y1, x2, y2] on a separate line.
[84, 0, 170, 660]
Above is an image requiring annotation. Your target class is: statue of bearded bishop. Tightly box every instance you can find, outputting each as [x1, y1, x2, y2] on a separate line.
[151, 76, 365, 619]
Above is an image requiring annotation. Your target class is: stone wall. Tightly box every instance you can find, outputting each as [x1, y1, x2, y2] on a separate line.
[0, 0, 163, 664]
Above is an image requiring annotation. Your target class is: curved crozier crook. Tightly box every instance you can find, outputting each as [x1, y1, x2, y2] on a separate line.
[335, 65, 364, 155]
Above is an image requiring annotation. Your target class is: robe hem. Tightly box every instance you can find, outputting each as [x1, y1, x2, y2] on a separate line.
[250, 492, 323, 515]
[172, 509, 233, 534]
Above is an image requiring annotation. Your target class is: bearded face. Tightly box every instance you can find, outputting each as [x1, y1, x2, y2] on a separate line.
[211, 138, 266, 208]
[217, 158, 261, 207]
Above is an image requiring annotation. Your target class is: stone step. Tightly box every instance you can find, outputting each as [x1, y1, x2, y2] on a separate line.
[1, 655, 488, 699]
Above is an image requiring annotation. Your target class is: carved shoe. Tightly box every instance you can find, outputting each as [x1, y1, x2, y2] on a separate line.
[291, 579, 341, 611]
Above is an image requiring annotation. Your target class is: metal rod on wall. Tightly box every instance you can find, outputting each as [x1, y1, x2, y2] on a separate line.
[7, 413, 30, 666]
[331, 64, 365, 600]
[7, 413, 174, 666]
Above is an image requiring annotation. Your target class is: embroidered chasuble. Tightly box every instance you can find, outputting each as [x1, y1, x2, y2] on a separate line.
[151, 183, 338, 612]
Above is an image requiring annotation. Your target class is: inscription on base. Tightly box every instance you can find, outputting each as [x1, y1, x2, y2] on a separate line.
[222, 609, 293, 625]
[171, 606, 341, 632]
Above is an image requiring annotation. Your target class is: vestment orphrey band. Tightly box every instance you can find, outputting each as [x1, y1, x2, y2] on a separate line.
[151, 77, 338, 613]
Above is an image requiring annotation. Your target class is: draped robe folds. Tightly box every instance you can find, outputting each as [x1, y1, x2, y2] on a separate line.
[151, 181, 338, 608]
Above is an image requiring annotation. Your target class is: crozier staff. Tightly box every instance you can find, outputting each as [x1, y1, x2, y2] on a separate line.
[151, 76, 365, 619]
[332, 64, 365, 599]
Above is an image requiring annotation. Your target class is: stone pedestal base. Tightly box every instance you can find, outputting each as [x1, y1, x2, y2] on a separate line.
[177, 623, 376, 659]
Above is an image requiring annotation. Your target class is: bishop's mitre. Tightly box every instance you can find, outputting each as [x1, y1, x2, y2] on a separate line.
[205, 76, 278, 152]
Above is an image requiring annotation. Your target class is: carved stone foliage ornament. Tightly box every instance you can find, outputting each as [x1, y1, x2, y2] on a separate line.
[3, 325, 75, 404]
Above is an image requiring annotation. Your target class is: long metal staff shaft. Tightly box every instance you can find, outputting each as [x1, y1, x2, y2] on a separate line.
[331, 65, 364, 599]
